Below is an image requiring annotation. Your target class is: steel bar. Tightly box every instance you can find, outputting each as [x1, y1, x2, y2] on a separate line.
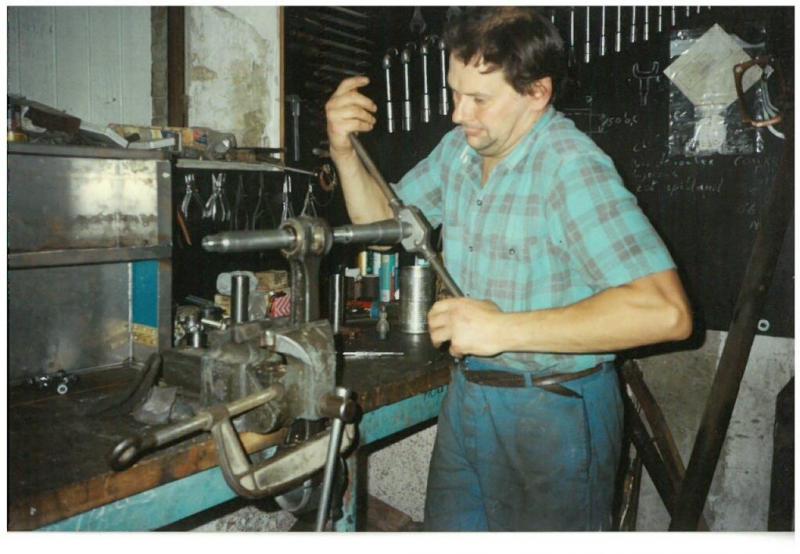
[203, 229, 295, 253]
[670, 112, 794, 531]
[348, 136, 404, 212]
[316, 387, 352, 531]
[332, 219, 405, 245]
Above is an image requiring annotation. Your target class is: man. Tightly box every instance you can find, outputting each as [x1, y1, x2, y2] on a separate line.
[325, 7, 692, 531]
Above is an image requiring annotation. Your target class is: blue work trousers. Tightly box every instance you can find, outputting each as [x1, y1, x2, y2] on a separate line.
[423, 360, 623, 531]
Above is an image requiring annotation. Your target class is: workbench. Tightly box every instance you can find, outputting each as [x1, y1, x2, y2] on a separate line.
[8, 323, 451, 531]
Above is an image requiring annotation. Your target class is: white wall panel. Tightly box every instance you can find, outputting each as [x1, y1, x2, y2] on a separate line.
[17, 7, 56, 107]
[120, 7, 152, 124]
[7, 8, 21, 94]
[88, 8, 123, 125]
[54, 7, 90, 119]
[8, 6, 151, 126]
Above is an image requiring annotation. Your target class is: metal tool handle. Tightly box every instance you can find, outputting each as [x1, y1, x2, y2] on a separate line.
[108, 385, 284, 471]
[315, 387, 355, 531]
[203, 219, 406, 254]
[349, 134, 464, 298]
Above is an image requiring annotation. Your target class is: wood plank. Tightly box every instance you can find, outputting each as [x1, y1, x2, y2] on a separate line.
[8, 428, 287, 530]
[54, 7, 90, 121]
[88, 7, 122, 125]
[17, 7, 57, 106]
[120, 6, 152, 125]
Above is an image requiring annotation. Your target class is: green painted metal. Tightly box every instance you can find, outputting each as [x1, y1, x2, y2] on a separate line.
[39, 386, 447, 531]
[41, 467, 236, 531]
[359, 385, 447, 445]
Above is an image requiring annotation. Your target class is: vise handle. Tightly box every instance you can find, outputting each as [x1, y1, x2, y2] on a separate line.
[108, 384, 285, 471]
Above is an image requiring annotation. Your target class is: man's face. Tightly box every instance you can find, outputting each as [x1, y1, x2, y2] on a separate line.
[448, 54, 549, 160]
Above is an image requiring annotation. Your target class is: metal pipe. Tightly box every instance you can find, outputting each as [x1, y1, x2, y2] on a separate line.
[316, 387, 352, 531]
[630, 6, 637, 44]
[231, 274, 250, 324]
[329, 273, 344, 334]
[615, 7, 622, 53]
[670, 111, 794, 531]
[332, 219, 405, 245]
[349, 135, 403, 212]
[202, 229, 295, 253]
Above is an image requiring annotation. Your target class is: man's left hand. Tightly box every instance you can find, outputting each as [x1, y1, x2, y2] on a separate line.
[427, 297, 504, 358]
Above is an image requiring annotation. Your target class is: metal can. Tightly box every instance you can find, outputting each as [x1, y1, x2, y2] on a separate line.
[399, 265, 435, 334]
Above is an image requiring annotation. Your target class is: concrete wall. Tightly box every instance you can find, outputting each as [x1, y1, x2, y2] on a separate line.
[185, 6, 281, 148]
[7, 6, 152, 126]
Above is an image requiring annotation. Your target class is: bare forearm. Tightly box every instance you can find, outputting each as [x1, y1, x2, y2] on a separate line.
[491, 272, 692, 354]
[430, 270, 692, 357]
[332, 150, 394, 224]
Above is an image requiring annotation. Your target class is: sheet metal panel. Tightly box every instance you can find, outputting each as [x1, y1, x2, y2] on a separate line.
[8, 154, 162, 253]
[8, 264, 131, 383]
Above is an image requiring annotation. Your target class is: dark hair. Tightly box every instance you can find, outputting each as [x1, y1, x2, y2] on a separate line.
[443, 7, 566, 101]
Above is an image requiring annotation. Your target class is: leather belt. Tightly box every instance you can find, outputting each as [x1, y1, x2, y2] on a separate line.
[462, 363, 606, 398]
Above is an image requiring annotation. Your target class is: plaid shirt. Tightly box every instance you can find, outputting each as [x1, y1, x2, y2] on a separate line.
[394, 107, 676, 373]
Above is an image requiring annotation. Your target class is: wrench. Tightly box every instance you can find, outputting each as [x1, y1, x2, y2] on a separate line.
[420, 37, 436, 123]
[401, 43, 415, 132]
[568, 8, 576, 67]
[633, 62, 660, 107]
[584, 7, 591, 64]
[382, 48, 398, 134]
[437, 38, 449, 116]
[599, 7, 607, 57]
[349, 134, 463, 297]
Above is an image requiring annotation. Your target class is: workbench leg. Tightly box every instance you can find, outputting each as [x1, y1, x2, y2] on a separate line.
[333, 453, 359, 531]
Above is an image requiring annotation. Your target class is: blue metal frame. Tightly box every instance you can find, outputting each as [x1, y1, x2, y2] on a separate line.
[40, 385, 447, 532]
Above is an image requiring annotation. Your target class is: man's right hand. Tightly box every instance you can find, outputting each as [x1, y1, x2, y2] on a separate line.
[325, 76, 378, 160]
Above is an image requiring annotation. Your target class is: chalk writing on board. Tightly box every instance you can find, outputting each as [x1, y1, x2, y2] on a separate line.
[597, 112, 640, 134]
[665, 175, 724, 196]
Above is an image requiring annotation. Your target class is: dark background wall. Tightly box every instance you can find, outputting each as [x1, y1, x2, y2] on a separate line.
[173, 6, 793, 341]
